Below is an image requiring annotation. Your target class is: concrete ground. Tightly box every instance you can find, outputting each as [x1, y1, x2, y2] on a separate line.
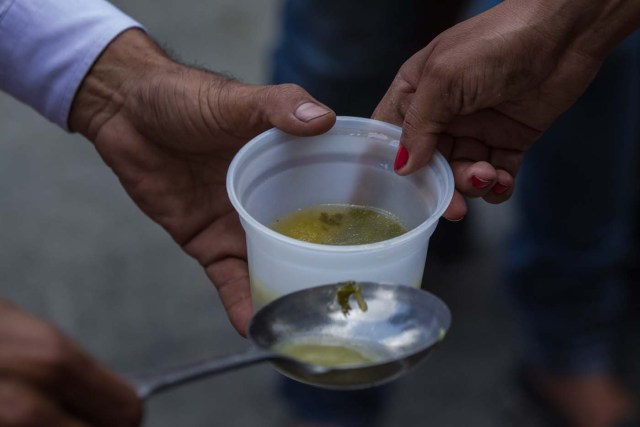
[1, 1, 638, 426]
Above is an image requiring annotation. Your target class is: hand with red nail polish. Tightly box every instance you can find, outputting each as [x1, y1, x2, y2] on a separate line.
[373, 0, 640, 217]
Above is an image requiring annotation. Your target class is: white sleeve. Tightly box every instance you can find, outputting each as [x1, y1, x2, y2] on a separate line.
[0, 0, 143, 130]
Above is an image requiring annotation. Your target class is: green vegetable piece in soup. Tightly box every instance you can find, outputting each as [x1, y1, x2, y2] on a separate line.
[336, 281, 368, 315]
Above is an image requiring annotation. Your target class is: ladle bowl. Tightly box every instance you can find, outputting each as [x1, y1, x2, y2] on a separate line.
[127, 282, 451, 399]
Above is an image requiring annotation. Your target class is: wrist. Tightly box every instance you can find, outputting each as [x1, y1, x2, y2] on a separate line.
[68, 29, 172, 139]
[506, 0, 640, 60]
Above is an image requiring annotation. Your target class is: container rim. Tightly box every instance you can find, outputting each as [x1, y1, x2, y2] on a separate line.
[226, 116, 455, 253]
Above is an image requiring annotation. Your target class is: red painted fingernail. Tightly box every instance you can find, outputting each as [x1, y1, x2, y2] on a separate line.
[394, 145, 409, 171]
[493, 183, 509, 194]
[471, 175, 491, 189]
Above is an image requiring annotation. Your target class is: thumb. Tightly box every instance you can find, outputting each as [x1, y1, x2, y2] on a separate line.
[245, 83, 336, 136]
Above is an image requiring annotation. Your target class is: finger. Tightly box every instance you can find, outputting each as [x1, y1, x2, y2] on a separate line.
[392, 132, 457, 177]
[371, 76, 412, 128]
[0, 302, 142, 427]
[482, 169, 515, 204]
[181, 211, 247, 266]
[451, 160, 498, 198]
[251, 83, 337, 136]
[391, 74, 460, 175]
[206, 257, 253, 336]
[450, 137, 490, 163]
[442, 191, 468, 221]
[436, 134, 454, 161]
[0, 379, 91, 427]
[448, 136, 496, 197]
[489, 148, 524, 177]
[446, 108, 541, 152]
[372, 75, 445, 175]
[180, 212, 251, 336]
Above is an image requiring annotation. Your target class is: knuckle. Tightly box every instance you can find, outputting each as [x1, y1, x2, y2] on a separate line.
[273, 82, 305, 96]
[428, 57, 457, 83]
[492, 151, 523, 177]
[427, 55, 460, 85]
[264, 83, 309, 105]
[426, 56, 475, 113]
[497, 122, 540, 152]
[502, 156, 523, 177]
[403, 103, 429, 132]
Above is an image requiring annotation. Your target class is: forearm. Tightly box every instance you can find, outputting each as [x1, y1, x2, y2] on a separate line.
[506, 0, 640, 60]
[569, 0, 640, 59]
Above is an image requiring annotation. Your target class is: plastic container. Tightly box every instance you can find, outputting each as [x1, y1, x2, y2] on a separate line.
[227, 116, 454, 309]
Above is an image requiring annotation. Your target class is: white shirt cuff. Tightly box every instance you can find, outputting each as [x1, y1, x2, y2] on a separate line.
[0, 0, 144, 130]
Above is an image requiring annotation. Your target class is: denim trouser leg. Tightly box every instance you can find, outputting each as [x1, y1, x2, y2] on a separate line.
[504, 32, 640, 375]
[269, 1, 464, 424]
[465, 0, 640, 375]
[271, 0, 463, 117]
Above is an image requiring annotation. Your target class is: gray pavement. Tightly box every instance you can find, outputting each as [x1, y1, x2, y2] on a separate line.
[0, 1, 637, 426]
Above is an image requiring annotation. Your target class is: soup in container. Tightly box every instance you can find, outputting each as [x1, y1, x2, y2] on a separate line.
[226, 116, 454, 309]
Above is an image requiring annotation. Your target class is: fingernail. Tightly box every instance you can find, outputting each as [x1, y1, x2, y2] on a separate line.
[449, 216, 465, 222]
[394, 145, 409, 171]
[294, 102, 331, 122]
[471, 175, 491, 189]
[493, 183, 509, 195]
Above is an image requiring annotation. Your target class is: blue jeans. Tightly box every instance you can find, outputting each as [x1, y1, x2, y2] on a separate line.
[272, 0, 463, 117]
[271, 2, 466, 424]
[503, 31, 640, 375]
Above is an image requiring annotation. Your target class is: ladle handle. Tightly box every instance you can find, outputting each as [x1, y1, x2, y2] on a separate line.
[126, 348, 276, 400]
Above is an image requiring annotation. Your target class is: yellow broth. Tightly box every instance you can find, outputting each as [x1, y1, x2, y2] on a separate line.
[269, 204, 407, 245]
[273, 342, 375, 367]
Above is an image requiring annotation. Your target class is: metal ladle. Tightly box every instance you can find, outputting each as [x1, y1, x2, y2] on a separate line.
[126, 282, 451, 399]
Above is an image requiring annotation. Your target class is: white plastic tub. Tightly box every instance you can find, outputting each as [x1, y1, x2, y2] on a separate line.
[227, 116, 454, 309]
